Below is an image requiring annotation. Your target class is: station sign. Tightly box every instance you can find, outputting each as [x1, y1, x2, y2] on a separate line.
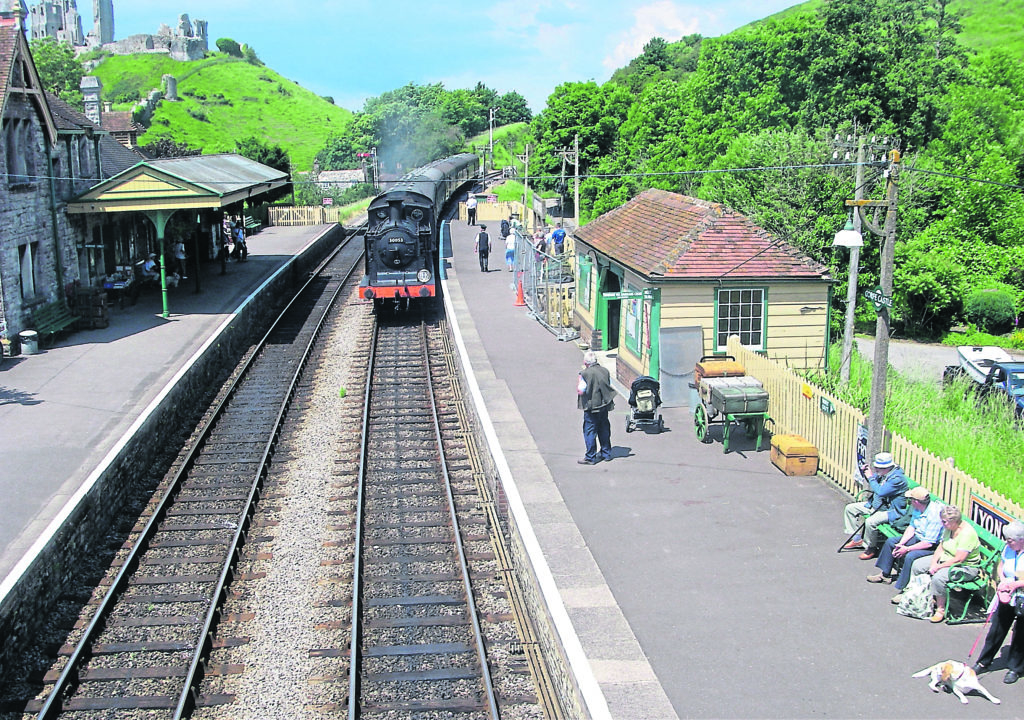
[322, 197, 333, 206]
[602, 288, 656, 300]
[863, 286, 893, 311]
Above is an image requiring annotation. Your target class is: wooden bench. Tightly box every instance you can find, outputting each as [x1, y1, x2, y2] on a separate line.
[243, 215, 261, 235]
[31, 300, 80, 345]
[869, 482, 1005, 624]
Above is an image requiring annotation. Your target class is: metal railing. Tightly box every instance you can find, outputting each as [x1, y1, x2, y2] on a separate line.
[513, 231, 578, 342]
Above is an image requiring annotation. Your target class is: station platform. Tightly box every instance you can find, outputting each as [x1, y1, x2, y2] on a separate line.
[443, 218, 1021, 719]
[0, 225, 335, 585]
[1, 217, 1020, 718]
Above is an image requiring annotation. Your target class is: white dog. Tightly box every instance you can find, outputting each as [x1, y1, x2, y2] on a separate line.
[912, 660, 1001, 704]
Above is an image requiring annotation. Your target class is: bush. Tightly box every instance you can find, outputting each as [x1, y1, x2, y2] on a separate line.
[964, 288, 1016, 334]
[216, 38, 242, 57]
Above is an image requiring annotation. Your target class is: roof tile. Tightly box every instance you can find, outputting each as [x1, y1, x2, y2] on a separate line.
[573, 188, 830, 281]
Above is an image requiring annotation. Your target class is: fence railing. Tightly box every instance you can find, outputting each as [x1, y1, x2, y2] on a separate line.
[513, 231, 578, 342]
[727, 336, 1023, 532]
[267, 205, 342, 226]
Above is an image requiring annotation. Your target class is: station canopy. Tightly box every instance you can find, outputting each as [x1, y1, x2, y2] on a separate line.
[67, 153, 289, 214]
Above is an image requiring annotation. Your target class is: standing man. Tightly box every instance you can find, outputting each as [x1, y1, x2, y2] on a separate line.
[841, 452, 909, 560]
[577, 350, 615, 465]
[474, 224, 491, 272]
[466, 194, 478, 225]
[551, 222, 566, 255]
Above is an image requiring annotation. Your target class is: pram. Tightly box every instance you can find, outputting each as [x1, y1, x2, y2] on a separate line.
[626, 376, 663, 433]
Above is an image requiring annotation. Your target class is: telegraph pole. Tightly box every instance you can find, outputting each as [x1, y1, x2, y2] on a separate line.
[517, 145, 530, 231]
[557, 136, 579, 228]
[847, 149, 901, 459]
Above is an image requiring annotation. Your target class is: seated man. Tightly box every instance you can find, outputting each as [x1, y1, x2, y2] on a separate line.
[867, 486, 944, 594]
[140, 253, 159, 281]
[842, 452, 909, 560]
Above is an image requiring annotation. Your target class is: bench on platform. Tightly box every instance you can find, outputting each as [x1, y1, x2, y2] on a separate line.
[31, 300, 80, 345]
[869, 482, 1005, 624]
[243, 215, 261, 235]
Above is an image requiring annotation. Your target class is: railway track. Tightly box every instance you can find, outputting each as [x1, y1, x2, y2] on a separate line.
[349, 315, 498, 717]
[31, 235, 364, 719]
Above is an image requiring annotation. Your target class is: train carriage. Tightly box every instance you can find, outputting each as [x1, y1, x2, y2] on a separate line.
[361, 153, 479, 306]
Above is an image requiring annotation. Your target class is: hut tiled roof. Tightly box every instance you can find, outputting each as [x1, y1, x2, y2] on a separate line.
[573, 188, 831, 282]
[45, 92, 143, 176]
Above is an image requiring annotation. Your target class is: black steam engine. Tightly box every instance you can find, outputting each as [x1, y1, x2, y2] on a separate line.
[361, 153, 479, 306]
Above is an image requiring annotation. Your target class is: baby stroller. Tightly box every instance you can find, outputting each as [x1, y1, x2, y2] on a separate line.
[626, 376, 664, 433]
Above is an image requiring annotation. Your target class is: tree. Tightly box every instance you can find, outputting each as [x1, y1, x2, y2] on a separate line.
[235, 136, 291, 202]
[496, 91, 531, 124]
[216, 38, 242, 57]
[139, 138, 202, 158]
[30, 37, 84, 109]
[241, 44, 263, 66]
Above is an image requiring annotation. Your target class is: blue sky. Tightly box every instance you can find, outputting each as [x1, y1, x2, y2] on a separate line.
[113, 1, 801, 113]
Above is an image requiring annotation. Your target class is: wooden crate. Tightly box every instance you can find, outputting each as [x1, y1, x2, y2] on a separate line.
[771, 434, 819, 476]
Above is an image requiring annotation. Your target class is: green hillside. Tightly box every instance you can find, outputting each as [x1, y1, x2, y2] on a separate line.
[89, 53, 351, 171]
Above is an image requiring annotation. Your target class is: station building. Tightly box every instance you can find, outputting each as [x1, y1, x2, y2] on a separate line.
[572, 188, 833, 405]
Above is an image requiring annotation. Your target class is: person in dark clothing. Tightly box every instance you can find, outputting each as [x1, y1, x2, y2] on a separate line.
[577, 350, 615, 464]
[975, 521, 1024, 684]
[474, 225, 491, 272]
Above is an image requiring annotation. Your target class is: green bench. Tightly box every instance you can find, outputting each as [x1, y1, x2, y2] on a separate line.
[243, 215, 261, 235]
[31, 300, 80, 346]
[869, 483, 1004, 624]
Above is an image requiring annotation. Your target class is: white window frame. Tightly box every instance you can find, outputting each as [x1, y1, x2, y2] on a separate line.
[715, 287, 766, 351]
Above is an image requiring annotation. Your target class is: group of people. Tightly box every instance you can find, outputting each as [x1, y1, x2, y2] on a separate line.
[138, 239, 189, 287]
[473, 216, 524, 273]
[843, 452, 1024, 684]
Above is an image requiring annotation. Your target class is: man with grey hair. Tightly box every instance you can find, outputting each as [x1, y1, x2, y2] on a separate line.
[975, 520, 1024, 683]
[577, 350, 615, 465]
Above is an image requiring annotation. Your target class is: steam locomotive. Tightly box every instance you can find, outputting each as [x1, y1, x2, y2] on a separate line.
[360, 153, 479, 306]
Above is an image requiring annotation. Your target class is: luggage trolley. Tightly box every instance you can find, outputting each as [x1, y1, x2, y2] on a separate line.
[689, 356, 772, 453]
[626, 375, 664, 433]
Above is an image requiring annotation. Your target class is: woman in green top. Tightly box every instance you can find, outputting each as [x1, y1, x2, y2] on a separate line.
[908, 505, 981, 623]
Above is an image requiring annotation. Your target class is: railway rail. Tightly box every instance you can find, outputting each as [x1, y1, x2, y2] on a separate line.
[349, 314, 498, 717]
[32, 234, 364, 719]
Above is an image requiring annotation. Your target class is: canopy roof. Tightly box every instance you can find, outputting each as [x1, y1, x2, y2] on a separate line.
[68, 154, 289, 214]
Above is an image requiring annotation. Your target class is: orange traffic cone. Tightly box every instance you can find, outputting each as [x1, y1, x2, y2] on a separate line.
[515, 277, 525, 306]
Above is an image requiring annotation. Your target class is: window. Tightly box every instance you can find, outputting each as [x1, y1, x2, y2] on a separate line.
[716, 288, 766, 350]
[20, 242, 39, 300]
[78, 136, 92, 178]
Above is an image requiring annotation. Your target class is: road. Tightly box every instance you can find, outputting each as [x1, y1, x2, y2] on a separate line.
[855, 337, 1024, 383]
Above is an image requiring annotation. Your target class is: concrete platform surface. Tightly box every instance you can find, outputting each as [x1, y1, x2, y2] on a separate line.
[0, 225, 333, 584]
[443, 216, 1023, 720]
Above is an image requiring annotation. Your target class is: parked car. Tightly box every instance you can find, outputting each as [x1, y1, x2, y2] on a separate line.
[944, 346, 1024, 417]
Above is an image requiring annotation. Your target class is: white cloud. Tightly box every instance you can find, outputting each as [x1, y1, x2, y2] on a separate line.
[602, 1, 706, 72]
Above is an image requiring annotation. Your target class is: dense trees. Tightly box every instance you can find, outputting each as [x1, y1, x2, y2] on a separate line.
[315, 82, 530, 174]
[555, 0, 1023, 339]
[30, 37, 84, 109]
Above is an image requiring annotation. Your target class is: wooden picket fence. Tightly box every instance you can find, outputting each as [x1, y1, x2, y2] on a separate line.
[727, 337, 1022, 532]
[268, 205, 342, 226]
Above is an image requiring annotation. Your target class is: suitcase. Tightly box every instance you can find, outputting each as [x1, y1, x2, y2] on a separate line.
[699, 376, 763, 407]
[695, 355, 745, 383]
[709, 385, 769, 415]
[771, 434, 819, 476]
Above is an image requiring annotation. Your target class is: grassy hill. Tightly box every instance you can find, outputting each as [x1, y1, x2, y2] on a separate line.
[89, 53, 351, 171]
[743, 0, 1023, 58]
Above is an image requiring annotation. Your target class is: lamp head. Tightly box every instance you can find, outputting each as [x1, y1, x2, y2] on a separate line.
[833, 215, 864, 248]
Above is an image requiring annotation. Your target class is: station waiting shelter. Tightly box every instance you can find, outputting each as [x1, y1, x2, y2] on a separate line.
[68, 154, 289, 317]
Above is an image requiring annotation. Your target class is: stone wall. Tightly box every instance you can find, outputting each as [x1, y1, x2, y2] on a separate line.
[0, 225, 343, 677]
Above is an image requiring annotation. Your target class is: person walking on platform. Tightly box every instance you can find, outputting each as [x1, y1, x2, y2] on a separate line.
[474, 224, 491, 272]
[577, 350, 615, 465]
[505, 230, 516, 272]
[172, 238, 188, 279]
[466, 194, 478, 225]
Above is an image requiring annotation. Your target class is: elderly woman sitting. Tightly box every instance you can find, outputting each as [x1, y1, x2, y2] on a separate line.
[898, 505, 981, 623]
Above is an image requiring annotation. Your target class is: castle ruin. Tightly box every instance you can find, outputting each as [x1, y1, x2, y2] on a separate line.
[24, 1, 208, 62]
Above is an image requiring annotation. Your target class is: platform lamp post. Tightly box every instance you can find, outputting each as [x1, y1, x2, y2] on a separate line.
[488, 108, 496, 171]
[837, 149, 901, 459]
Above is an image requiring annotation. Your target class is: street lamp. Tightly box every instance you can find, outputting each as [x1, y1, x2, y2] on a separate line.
[840, 150, 901, 460]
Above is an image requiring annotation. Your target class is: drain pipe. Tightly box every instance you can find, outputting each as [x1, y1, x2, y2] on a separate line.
[45, 141, 66, 307]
